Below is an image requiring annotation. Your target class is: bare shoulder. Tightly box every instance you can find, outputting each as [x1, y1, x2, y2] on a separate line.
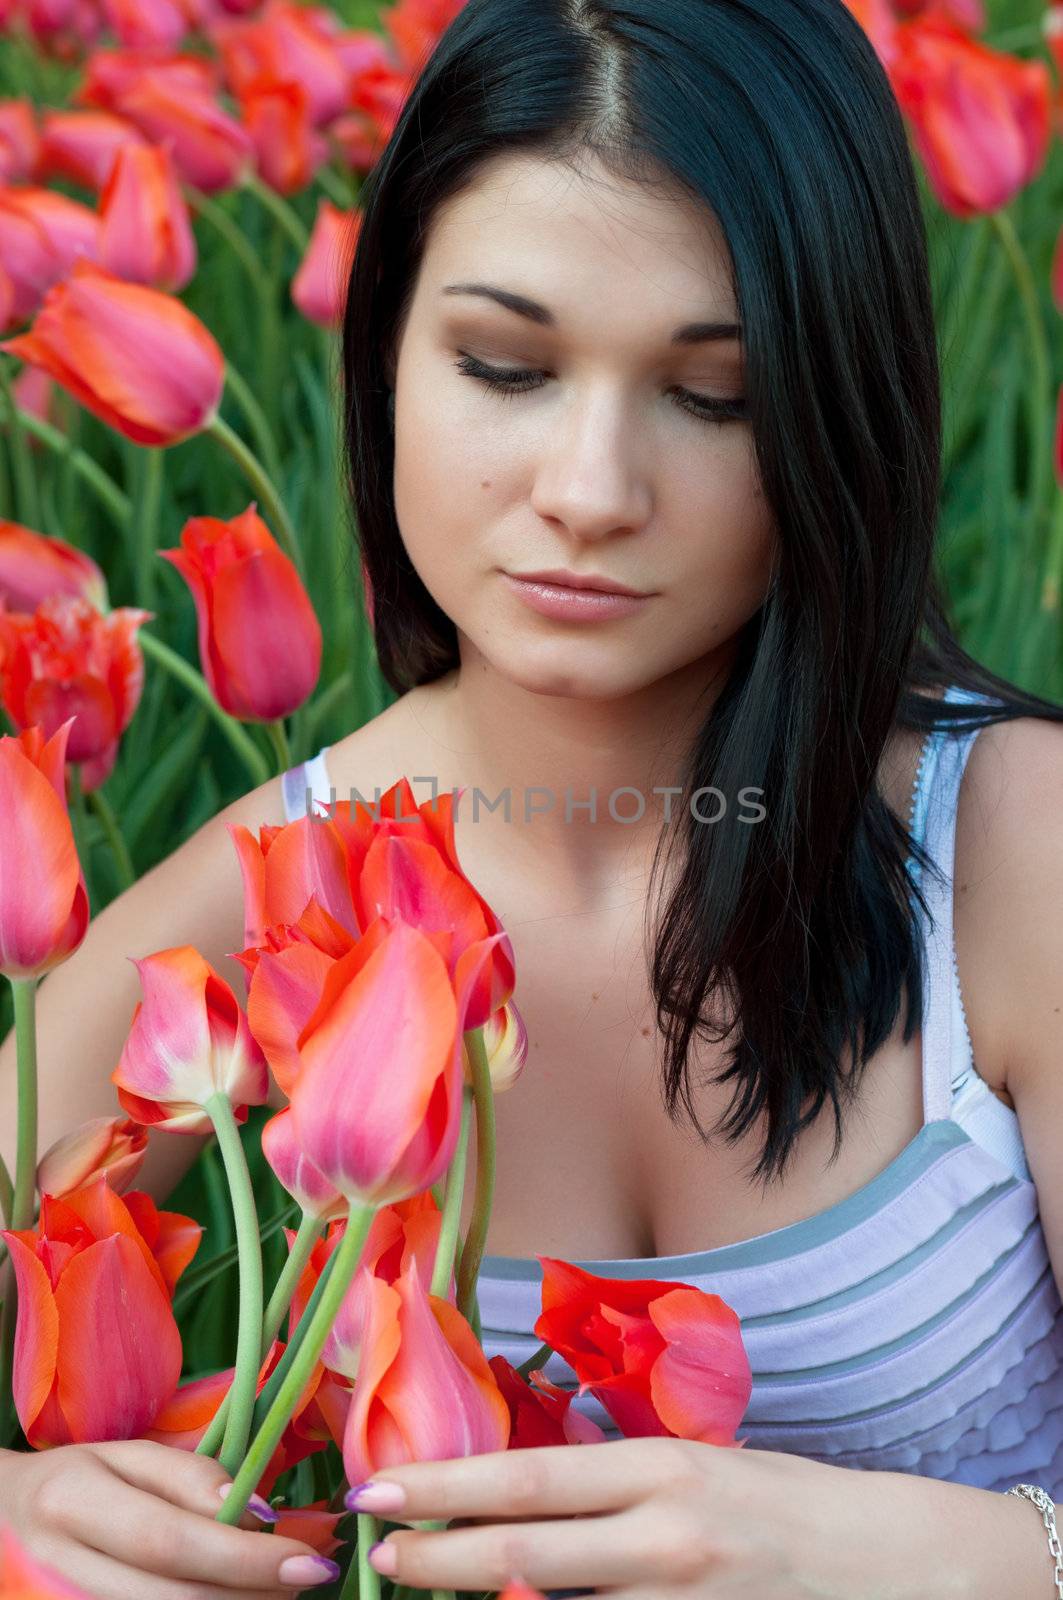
[323, 680, 444, 799]
[953, 708, 1063, 1104]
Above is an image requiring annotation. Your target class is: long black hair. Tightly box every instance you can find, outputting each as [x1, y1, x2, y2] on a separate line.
[341, 0, 1063, 1185]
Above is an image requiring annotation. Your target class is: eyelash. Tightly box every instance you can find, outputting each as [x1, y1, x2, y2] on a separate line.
[452, 352, 748, 428]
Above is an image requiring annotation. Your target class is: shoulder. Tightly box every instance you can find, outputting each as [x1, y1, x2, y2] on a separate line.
[953, 709, 1063, 1104]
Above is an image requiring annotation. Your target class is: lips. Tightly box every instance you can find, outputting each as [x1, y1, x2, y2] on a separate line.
[507, 568, 649, 598]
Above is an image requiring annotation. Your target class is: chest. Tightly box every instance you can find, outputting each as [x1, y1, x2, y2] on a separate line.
[457, 859, 1012, 1263]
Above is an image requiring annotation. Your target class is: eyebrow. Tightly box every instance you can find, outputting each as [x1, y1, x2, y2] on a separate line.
[441, 282, 742, 344]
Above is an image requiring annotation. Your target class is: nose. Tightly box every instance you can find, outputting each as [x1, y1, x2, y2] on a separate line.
[528, 385, 653, 543]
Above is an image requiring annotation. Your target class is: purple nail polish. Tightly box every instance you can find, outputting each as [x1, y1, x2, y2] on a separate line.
[247, 1492, 279, 1523]
[277, 1553, 341, 1586]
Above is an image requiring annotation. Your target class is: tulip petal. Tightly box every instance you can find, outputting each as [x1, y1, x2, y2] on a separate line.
[1, 1230, 60, 1440]
[54, 1233, 182, 1440]
[647, 1287, 752, 1444]
[0, 737, 84, 977]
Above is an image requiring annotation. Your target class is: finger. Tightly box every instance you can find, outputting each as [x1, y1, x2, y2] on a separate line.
[54, 1471, 341, 1591]
[89, 1441, 268, 1531]
[369, 1508, 651, 1594]
[37, 1539, 292, 1600]
[347, 1436, 676, 1525]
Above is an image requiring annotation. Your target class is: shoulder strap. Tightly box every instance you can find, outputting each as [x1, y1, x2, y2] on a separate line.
[280, 746, 333, 822]
[915, 686, 994, 1123]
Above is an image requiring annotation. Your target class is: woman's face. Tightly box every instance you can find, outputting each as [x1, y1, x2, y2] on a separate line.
[390, 150, 777, 700]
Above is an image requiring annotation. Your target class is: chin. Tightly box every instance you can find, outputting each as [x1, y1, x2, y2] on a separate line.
[478, 637, 655, 700]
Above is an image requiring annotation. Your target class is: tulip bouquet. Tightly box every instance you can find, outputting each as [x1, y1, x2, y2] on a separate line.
[0, 729, 755, 1599]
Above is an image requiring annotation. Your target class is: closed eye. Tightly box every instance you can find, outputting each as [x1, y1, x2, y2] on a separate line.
[452, 352, 748, 428]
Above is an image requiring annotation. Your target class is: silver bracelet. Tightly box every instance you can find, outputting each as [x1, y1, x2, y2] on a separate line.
[1005, 1484, 1063, 1597]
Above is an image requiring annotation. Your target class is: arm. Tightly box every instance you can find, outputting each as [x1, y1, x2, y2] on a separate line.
[0, 771, 291, 1208]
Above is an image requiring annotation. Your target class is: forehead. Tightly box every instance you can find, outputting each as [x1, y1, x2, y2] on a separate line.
[417, 150, 738, 327]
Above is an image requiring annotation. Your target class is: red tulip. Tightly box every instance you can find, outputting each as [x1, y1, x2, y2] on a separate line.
[892, 0, 984, 28]
[0, 520, 108, 612]
[326, 109, 387, 175]
[37, 1115, 147, 1198]
[0, 1527, 91, 1597]
[38, 108, 149, 190]
[0, 722, 89, 979]
[0, 595, 151, 790]
[272, 1504, 343, 1558]
[99, 142, 196, 290]
[160, 504, 322, 721]
[1, 260, 225, 446]
[488, 1355, 608, 1448]
[292, 201, 359, 326]
[383, 0, 466, 72]
[534, 1257, 752, 1446]
[2, 1181, 186, 1446]
[213, 2, 355, 125]
[890, 17, 1051, 217]
[0, 100, 41, 185]
[346, 58, 416, 148]
[112, 944, 269, 1134]
[0, 185, 100, 328]
[239, 77, 327, 195]
[341, 1256, 509, 1485]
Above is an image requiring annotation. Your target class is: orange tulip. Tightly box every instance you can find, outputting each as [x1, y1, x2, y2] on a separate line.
[239, 77, 327, 195]
[383, 0, 466, 73]
[0, 100, 41, 185]
[488, 1354, 607, 1448]
[1, 260, 225, 446]
[890, 17, 1051, 217]
[160, 504, 322, 721]
[2, 1181, 186, 1446]
[0, 595, 152, 790]
[0, 1527, 91, 1597]
[0, 186, 100, 328]
[0, 722, 88, 979]
[534, 1257, 752, 1446]
[273, 1504, 343, 1558]
[99, 142, 196, 291]
[292, 201, 359, 327]
[37, 1115, 147, 1199]
[38, 107, 149, 190]
[0, 520, 107, 612]
[341, 1255, 509, 1487]
[112, 944, 269, 1134]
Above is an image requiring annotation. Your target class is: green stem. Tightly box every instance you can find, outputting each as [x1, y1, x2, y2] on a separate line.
[0, 1149, 12, 1226]
[66, 766, 93, 918]
[87, 785, 135, 892]
[987, 209, 1053, 570]
[265, 719, 292, 775]
[431, 1085, 473, 1299]
[204, 1093, 264, 1477]
[138, 630, 271, 789]
[515, 1340, 554, 1381]
[215, 1199, 376, 1525]
[196, 1208, 323, 1462]
[10, 979, 39, 1232]
[187, 188, 272, 304]
[241, 171, 310, 253]
[456, 1027, 495, 1324]
[356, 1511, 381, 1600]
[205, 414, 303, 577]
[223, 361, 283, 487]
[0, 395, 131, 525]
[246, 1231, 341, 1437]
[315, 164, 356, 208]
[0, 360, 41, 531]
[132, 445, 163, 610]
[1040, 480, 1063, 615]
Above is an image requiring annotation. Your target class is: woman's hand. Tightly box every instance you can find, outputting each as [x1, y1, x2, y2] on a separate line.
[0, 1440, 341, 1598]
[354, 1434, 945, 1596]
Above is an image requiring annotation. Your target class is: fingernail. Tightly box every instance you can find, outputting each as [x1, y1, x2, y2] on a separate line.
[216, 1483, 279, 1523]
[368, 1541, 398, 1575]
[345, 1479, 407, 1513]
[277, 1554, 341, 1587]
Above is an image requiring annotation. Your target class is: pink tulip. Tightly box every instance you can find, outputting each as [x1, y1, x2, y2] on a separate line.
[99, 142, 196, 291]
[292, 201, 359, 327]
[112, 945, 269, 1133]
[0, 520, 108, 612]
[0, 185, 100, 328]
[239, 77, 327, 196]
[0, 100, 41, 184]
[38, 107, 149, 190]
[213, 2, 355, 125]
[96, 72, 254, 194]
[99, 0, 189, 49]
[0, 1527, 93, 1596]
[77, 48, 220, 108]
[261, 1107, 344, 1220]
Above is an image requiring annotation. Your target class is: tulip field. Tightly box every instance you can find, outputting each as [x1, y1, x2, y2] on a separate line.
[0, 0, 1062, 1594]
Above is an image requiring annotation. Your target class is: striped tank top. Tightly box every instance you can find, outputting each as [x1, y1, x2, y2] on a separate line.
[281, 682, 1063, 1497]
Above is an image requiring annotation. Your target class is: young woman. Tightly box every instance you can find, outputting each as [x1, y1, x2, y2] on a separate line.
[4, 0, 1063, 1594]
